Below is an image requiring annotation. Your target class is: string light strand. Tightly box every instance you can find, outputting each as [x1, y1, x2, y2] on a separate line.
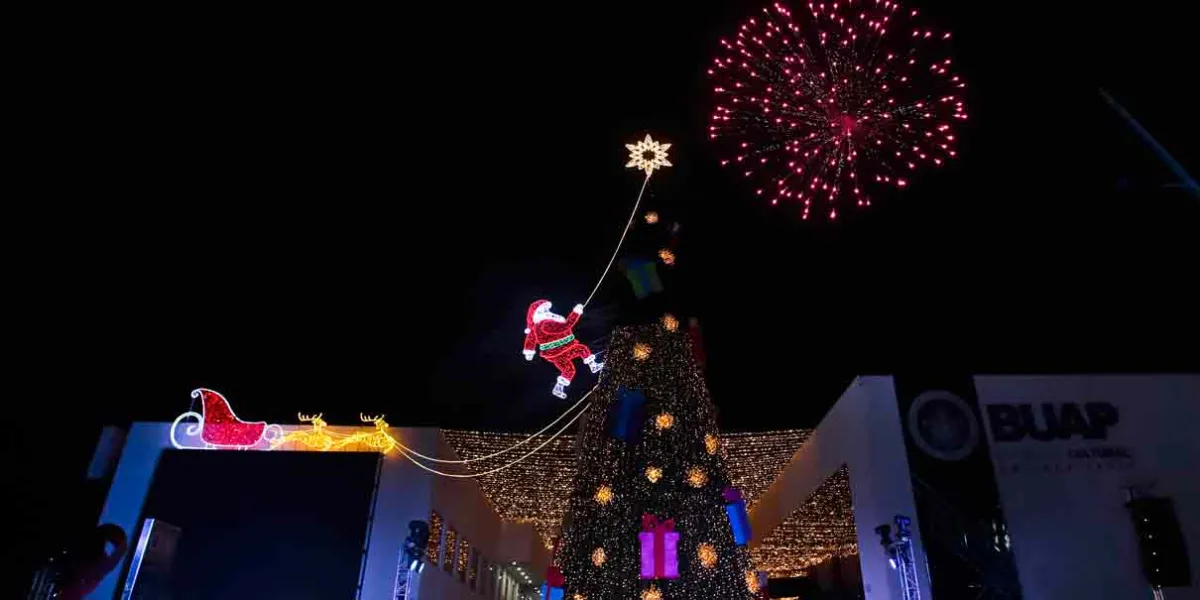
[584, 171, 652, 307]
[396, 402, 592, 479]
[391, 384, 599, 464]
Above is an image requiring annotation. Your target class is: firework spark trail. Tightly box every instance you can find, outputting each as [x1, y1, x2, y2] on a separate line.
[709, 0, 967, 220]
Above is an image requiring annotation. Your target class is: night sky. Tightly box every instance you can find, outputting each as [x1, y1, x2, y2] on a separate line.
[14, 1, 1197, 441]
[9, 3, 1199, 588]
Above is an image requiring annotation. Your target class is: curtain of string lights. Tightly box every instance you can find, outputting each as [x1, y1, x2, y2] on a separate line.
[750, 466, 858, 577]
[442, 429, 856, 578]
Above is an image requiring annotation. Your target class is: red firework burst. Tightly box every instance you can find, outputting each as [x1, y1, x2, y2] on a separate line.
[708, 0, 967, 220]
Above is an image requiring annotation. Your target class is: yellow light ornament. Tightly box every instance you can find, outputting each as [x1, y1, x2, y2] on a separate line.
[645, 466, 663, 483]
[642, 585, 663, 600]
[687, 466, 708, 488]
[633, 343, 652, 361]
[654, 413, 675, 431]
[658, 248, 676, 266]
[626, 134, 672, 176]
[592, 547, 607, 567]
[644, 211, 659, 224]
[746, 570, 761, 593]
[661, 313, 679, 332]
[697, 543, 718, 568]
[704, 433, 720, 455]
[595, 485, 614, 505]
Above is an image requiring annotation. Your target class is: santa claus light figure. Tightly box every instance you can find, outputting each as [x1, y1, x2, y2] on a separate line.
[524, 299, 603, 398]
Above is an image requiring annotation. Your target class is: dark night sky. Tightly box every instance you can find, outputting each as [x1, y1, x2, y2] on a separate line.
[12, 1, 1198, 442]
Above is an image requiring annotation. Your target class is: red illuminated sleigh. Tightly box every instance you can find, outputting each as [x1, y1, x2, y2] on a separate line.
[170, 388, 281, 449]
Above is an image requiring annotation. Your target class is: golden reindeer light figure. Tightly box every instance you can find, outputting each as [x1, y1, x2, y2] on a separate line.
[360, 413, 389, 430]
[300, 412, 328, 431]
[273, 412, 334, 450]
[335, 413, 399, 453]
[268, 412, 399, 454]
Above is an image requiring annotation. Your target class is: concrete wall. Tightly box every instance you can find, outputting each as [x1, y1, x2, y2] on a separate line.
[976, 374, 1200, 600]
[364, 428, 437, 600]
[749, 377, 932, 600]
[752, 374, 1200, 600]
[419, 432, 547, 600]
[92, 423, 169, 599]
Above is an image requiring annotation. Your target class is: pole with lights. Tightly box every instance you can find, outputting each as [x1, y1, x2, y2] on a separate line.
[876, 515, 921, 600]
[394, 520, 430, 600]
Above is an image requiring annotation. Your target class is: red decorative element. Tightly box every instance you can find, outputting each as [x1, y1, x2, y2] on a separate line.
[639, 514, 680, 579]
[708, 1, 966, 219]
[523, 300, 602, 398]
[546, 536, 566, 586]
[194, 388, 269, 447]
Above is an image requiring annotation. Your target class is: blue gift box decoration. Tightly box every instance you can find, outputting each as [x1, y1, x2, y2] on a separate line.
[723, 486, 752, 546]
[620, 257, 664, 300]
[607, 386, 647, 443]
[541, 583, 564, 600]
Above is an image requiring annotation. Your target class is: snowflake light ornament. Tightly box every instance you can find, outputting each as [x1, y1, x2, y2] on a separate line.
[626, 135, 672, 175]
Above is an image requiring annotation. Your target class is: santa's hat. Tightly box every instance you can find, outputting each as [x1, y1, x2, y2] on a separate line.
[527, 299, 551, 328]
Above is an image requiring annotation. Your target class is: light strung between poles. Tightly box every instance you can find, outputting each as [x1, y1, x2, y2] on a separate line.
[388, 384, 599, 464]
[396, 401, 592, 479]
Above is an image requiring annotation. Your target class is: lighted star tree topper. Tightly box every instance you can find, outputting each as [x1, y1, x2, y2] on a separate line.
[708, 0, 967, 220]
[626, 135, 673, 176]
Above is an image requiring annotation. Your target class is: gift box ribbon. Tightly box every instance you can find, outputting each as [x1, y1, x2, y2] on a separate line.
[641, 514, 678, 579]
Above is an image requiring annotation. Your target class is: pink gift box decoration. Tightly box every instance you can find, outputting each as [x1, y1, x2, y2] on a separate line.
[639, 514, 680, 579]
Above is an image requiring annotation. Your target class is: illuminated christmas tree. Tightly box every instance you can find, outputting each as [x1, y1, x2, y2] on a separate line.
[556, 324, 757, 600]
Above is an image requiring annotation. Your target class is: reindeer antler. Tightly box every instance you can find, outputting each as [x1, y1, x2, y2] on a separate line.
[299, 412, 324, 423]
[360, 413, 383, 423]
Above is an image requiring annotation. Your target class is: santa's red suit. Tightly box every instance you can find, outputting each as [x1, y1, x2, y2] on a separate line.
[523, 299, 603, 398]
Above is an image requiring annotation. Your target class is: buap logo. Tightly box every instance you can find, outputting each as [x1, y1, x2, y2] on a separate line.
[907, 390, 980, 461]
[986, 402, 1119, 442]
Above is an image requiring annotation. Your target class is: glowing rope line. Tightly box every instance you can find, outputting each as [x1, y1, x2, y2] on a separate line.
[584, 171, 652, 308]
[393, 383, 599, 464]
[396, 402, 591, 478]
[347, 142, 659, 469]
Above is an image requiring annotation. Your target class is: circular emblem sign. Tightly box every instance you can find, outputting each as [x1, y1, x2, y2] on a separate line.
[907, 390, 980, 461]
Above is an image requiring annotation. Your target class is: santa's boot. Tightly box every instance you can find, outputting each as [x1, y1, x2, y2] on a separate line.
[552, 376, 571, 399]
[583, 354, 604, 373]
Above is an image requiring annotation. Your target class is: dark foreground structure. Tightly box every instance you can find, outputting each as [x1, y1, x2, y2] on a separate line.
[79, 374, 1197, 599]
